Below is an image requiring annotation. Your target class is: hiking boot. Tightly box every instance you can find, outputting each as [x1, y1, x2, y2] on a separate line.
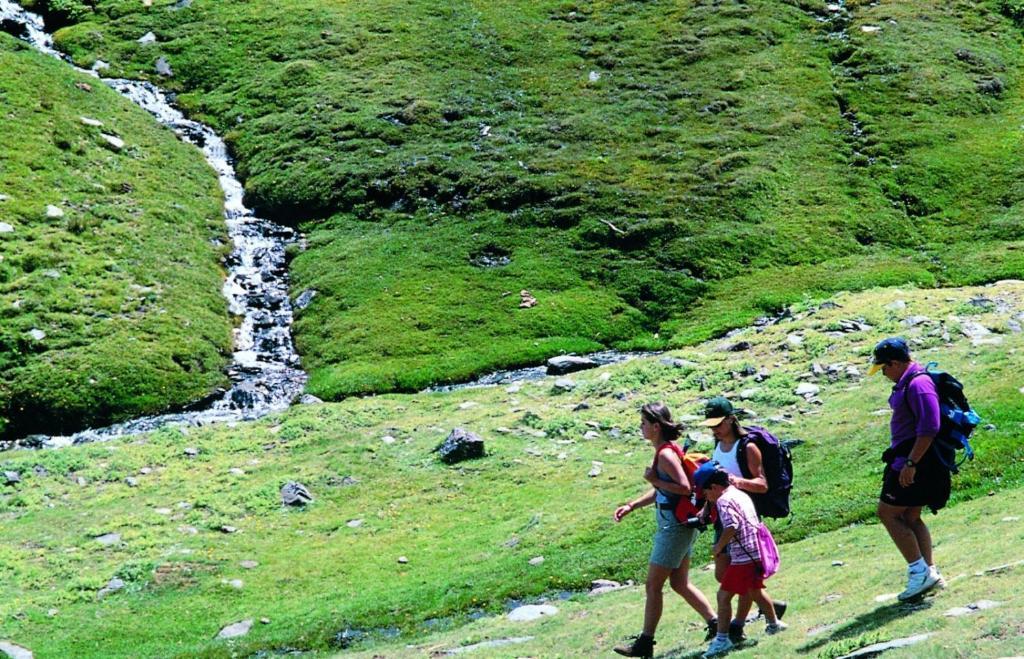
[613, 633, 655, 658]
[704, 617, 719, 642]
[930, 565, 946, 589]
[765, 621, 789, 635]
[898, 567, 940, 601]
[728, 620, 746, 645]
[703, 636, 734, 658]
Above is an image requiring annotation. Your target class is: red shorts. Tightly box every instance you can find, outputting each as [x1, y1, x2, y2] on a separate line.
[721, 561, 765, 595]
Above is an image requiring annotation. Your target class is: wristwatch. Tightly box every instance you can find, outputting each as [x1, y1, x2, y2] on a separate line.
[905, 458, 917, 468]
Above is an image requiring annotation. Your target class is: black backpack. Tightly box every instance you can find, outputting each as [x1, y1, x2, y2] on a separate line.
[736, 426, 793, 518]
[904, 362, 979, 474]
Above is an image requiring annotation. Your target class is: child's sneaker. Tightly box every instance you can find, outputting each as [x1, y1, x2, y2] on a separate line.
[930, 565, 946, 589]
[704, 618, 718, 642]
[765, 621, 789, 635]
[728, 620, 746, 645]
[703, 636, 734, 658]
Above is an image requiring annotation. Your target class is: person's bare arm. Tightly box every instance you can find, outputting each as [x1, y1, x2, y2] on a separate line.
[613, 489, 656, 522]
[730, 443, 768, 493]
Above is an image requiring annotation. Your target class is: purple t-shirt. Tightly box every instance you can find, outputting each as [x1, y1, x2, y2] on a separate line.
[887, 362, 941, 470]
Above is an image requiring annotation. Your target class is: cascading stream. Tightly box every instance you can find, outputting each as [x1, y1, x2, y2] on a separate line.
[1, 0, 307, 448]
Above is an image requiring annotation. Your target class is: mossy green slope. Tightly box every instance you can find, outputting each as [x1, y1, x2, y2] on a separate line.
[0, 34, 231, 439]
[32, 0, 1024, 396]
[0, 282, 1020, 656]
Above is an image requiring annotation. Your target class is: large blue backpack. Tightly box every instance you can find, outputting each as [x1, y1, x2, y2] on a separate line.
[736, 426, 793, 518]
[904, 362, 979, 474]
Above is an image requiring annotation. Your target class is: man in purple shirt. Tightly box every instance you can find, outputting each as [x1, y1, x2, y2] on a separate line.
[869, 337, 948, 600]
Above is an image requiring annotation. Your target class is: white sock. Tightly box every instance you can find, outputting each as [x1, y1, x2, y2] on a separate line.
[908, 557, 927, 573]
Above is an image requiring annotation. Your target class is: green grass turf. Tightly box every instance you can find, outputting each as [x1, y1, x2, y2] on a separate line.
[0, 34, 231, 439]
[0, 281, 1020, 656]
[21, 0, 1024, 398]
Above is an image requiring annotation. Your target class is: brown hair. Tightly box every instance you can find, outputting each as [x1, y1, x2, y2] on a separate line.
[640, 402, 683, 442]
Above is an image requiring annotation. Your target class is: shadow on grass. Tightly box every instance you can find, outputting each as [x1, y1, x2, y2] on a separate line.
[658, 638, 759, 658]
[796, 599, 933, 654]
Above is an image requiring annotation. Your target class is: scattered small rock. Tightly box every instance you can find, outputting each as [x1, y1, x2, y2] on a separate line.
[124, 477, 138, 487]
[519, 290, 537, 308]
[588, 70, 600, 82]
[94, 533, 121, 546]
[280, 481, 313, 506]
[860, 25, 881, 33]
[240, 560, 259, 569]
[216, 619, 253, 640]
[587, 461, 603, 477]
[0, 222, 13, 234]
[444, 637, 534, 655]
[184, 447, 199, 457]
[507, 604, 558, 622]
[795, 383, 820, 397]
[299, 394, 323, 405]
[220, 525, 238, 534]
[397, 556, 409, 564]
[0, 642, 33, 659]
[902, 315, 930, 327]
[573, 401, 590, 411]
[727, 341, 752, 352]
[944, 600, 1001, 617]
[434, 428, 486, 464]
[528, 556, 544, 566]
[79, 116, 103, 127]
[100, 134, 125, 151]
[553, 378, 576, 392]
[886, 300, 907, 311]
[837, 634, 931, 659]
[155, 56, 173, 77]
[831, 560, 844, 567]
[588, 579, 625, 596]
[294, 289, 317, 309]
[45, 205, 63, 218]
[381, 435, 397, 444]
[3, 471, 20, 486]
[137, 31, 157, 45]
[97, 577, 125, 598]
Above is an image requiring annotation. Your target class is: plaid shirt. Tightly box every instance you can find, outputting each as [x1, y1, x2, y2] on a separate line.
[716, 487, 761, 564]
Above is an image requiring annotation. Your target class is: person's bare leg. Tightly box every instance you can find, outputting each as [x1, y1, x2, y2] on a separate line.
[878, 501, 922, 563]
[753, 589, 777, 624]
[716, 589, 733, 634]
[715, 551, 730, 582]
[669, 556, 715, 621]
[642, 563, 671, 636]
[903, 506, 933, 565]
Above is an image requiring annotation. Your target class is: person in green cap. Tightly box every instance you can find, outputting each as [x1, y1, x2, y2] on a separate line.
[698, 396, 786, 644]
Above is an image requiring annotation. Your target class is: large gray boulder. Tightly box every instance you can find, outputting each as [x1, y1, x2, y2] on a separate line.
[434, 428, 485, 464]
[280, 481, 313, 506]
[546, 355, 599, 375]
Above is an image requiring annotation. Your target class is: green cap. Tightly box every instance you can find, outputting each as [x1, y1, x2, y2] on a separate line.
[700, 396, 734, 427]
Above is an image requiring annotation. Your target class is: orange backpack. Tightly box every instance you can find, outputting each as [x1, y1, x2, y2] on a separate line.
[653, 442, 711, 522]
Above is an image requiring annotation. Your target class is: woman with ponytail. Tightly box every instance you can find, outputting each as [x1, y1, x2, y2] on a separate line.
[611, 402, 717, 658]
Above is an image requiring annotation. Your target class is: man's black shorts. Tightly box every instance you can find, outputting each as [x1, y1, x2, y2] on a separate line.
[879, 450, 951, 512]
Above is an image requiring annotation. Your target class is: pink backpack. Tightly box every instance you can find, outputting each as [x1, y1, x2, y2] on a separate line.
[756, 523, 780, 579]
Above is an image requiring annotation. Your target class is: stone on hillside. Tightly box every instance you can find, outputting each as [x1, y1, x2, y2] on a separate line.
[184, 447, 199, 457]
[902, 315, 929, 327]
[727, 341, 751, 352]
[3, 472, 20, 486]
[831, 560, 844, 567]
[0, 222, 13, 234]
[97, 577, 125, 598]
[795, 383, 820, 397]
[546, 355, 599, 375]
[588, 70, 600, 82]
[507, 604, 558, 622]
[845, 366, 862, 379]
[837, 633, 931, 659]
[786, 333, 804, 347]
[583, 431, 600, 440]
[95, 533, 121, 546]
[661, 357, 698, 369]
[944, 600, 1001, 617]
[886, 299, 907, 311]
[528, 556, 544, 566]
[240, 560, 259, 569]
[216, 619, 253, 640]
[45, 205, 63, 218]
[519, 289, 537, 308]
[0, 194, 8, 202]
[280, 481, 313, 506]
[299, 394, 323, 405]
[738, 388, 759, 400]
[0, 642, 33, 659]
[588, 579, 625, 596]
[551, 377, 576, 392]
[811, 363, 825, 376]
[587, 461, 603, 477]
[397, 556, 409, 564]
[220, 525, 238, 534]
[444, 637, 534, 655]
[434, 428, 486, 464]
[959, 321, 991, 340]
[293, 288, 316, 309]
[79, 116, 103, 127]
[100, 134, 125, 151]
[138, 31, 157, 44]
[124, 477, 138, 487]
[173, 0, 192, 8]
[861, 25, 881, 33]
[573, 401, 590, 411]
[92, 60, 110, 72]
[155, 57, 173, 77]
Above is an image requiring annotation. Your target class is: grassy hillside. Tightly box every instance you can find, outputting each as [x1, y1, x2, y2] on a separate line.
[0, 282, 1020, 657]
[0, 34, 232, 440]
[25, 0, 1024, 397]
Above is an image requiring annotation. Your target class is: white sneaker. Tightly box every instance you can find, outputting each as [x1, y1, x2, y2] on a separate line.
[765, 621, 789, 635]
[930, 565, 946, 589]
[898, 567, 940, 601]
[703, 636, 735, 658]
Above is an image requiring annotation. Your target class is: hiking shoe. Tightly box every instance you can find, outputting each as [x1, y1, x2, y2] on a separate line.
[765, 621, 789, 635]
[898, 567, 940, 601]
[703, 636, 734, 658]
[613, 633, 655, 658]
[728, 620, 746, 645]
[704, 618, 719, 642]
[930, 565, 947, 589]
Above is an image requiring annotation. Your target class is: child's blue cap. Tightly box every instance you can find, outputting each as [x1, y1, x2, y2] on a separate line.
[693, 461, 719, 490]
